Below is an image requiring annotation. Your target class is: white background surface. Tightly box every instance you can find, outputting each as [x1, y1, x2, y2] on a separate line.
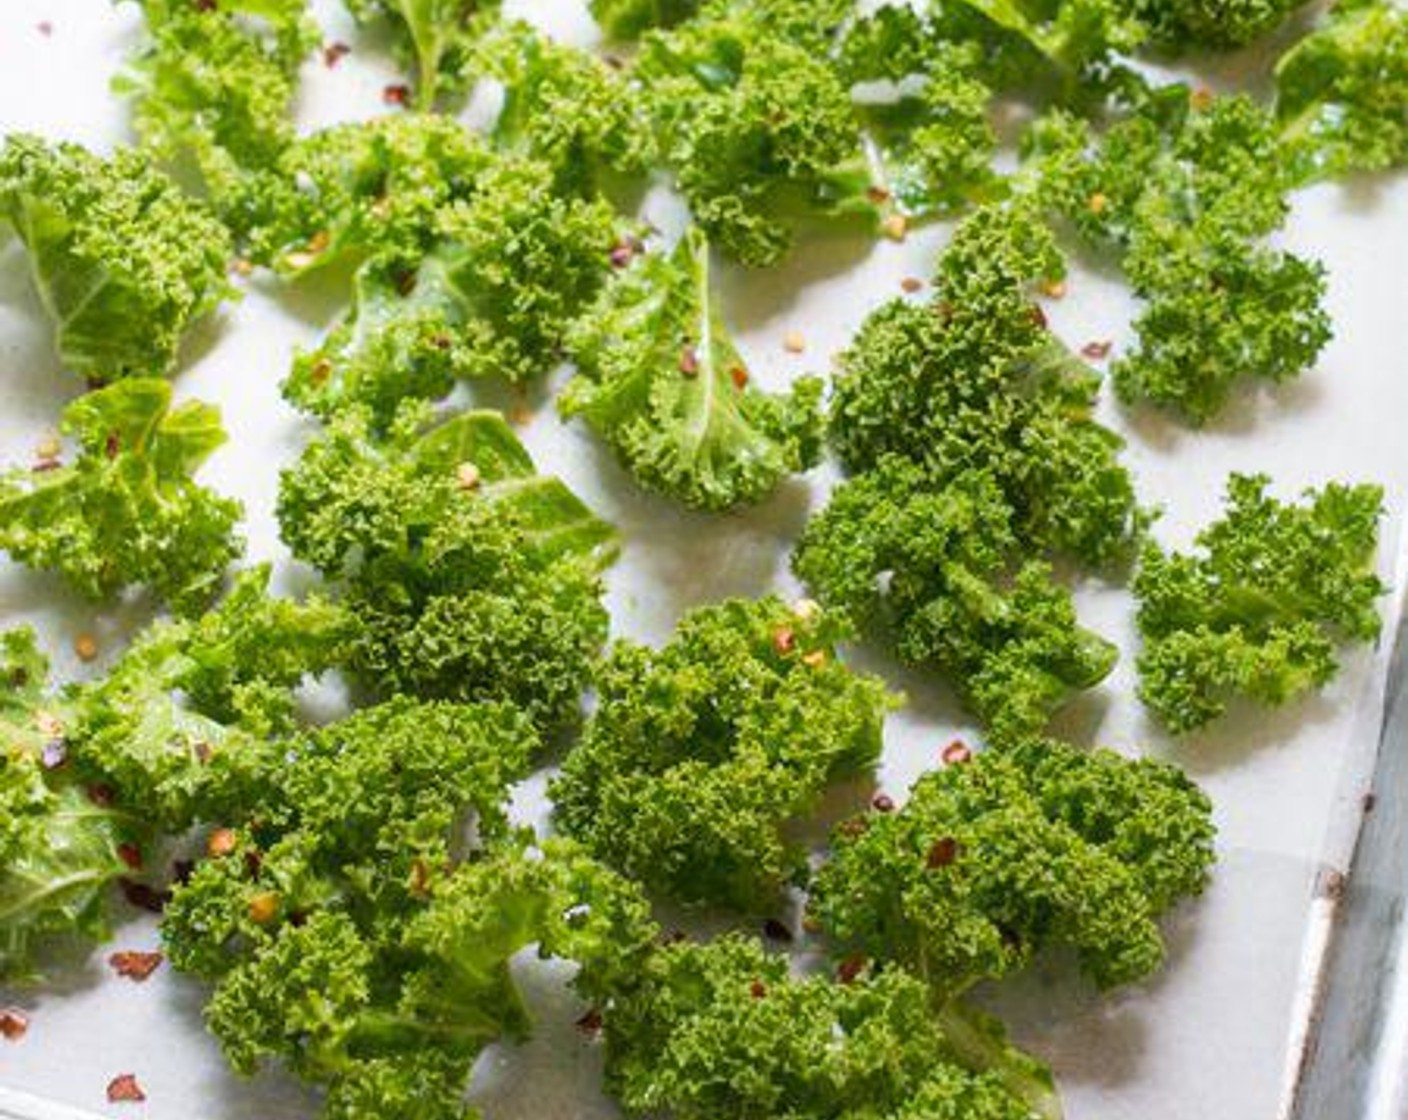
[0, 2, 1406, 1117]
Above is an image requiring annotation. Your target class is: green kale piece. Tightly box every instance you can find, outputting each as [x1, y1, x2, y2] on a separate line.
[562, 228, 823, 511]
[475, 21, 647, 196]
[68, 566, 351, 829]
[1131, 0, 1299, 48]
[344, 0, 502, 110]
[1025, 92, 1331, 423]
[283, 158, 619, 421]
[601, 934, 1048, 1120]
[633, 12, 863, 265]
[0, 630, 138, 980]
[232, 113, 493, 274]
[795, 462, 1117, 742]
[1135, 474, 1386, 734]
[278, 407, 615, 730]
[552, 597, 896, 912]
[0, 135, 232, 382]
[166, 763, 654, 1120]
[828, 203, 1139, 567]
[810, 737, 1216, 993]
[942, 0, 1147, 82]
[590, 0, 699, 39]
[0, 380, 242, 613]
[1275, 0, 1408, 182]
[114, 0, 319, 201]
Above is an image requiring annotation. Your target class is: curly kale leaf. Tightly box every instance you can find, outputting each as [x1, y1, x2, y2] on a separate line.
[0, 631, 138, 980]
[553, 597, 895, 912]
[1135, 474, 1387, 734]
[114, 0, 318, 201]
[795, 461, 1116, 742]
[232, 113, 493, 274]
[563, 228, 823, 511]
[634, 13, 863, 265]
[344, 0, 502, 110]
[0, 135, 233, 382]
[1275, 0, 1408, 183]
[828, 204, 1139, 566]
[0, 380, 242, 613]
[601, 934, 1044, 1120]
[590, 0, 700, 39]
[943, 0, 1147, 82]
[278, 407, 614, 730]
[810, 737, 1216, 993]
[1025, 92, 1331, 423]
[1131, 0, 1299, 48]
[475, 21, 648, 196]
[168, 817, 652, 1120]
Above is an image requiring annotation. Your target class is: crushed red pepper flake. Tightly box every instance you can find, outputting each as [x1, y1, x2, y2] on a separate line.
[575, 1008, 603, 1034]
[871, 793, 895, 813]
[839, 816, 869, 839]
[730, 365, 749, 390]
[116, 843, 143, 871]
[609, 242, 635, 269]
[382, 84, 411, 107]
[1081, 340, 1113, 360]
[87, 784, 115, 807]
[678, 348, 699, 377]
[74, 633, 99, 662]
[106, 1074, 146, 1103]
[749, 979, 767, 999]
[0, 1009, 28, 1041]
[900, 277, 924, 294]
[36, 20, 53, 36]
[247, 891, 280, 924]
[836, 955, 866, 984]
[105, 432, 121, 459]
[119, 879, 170, 914]
[207, 827, 238, 858]
[772, 628, 796, 655]
[322, 41, 351, 67]
[1028, 304, 1048, 330]
[865, 185, 891, 204]
[926, 837, 960, 869]
[941, 740, 972, 766]
[109, 950, 163, 982]
[762, 918, 792, 943]
[31, 458, 62, 473]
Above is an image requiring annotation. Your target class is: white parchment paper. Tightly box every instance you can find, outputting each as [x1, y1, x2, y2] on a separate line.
[1, 2, 1406, 1117]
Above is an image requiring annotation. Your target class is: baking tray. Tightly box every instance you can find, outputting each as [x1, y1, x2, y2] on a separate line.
[2, 1, 1407, 1117]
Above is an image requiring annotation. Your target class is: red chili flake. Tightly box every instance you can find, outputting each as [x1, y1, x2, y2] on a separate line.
[116, 843, 143, 871]
[609, 242, 635, 269]
[382, 84, 411, 107]
[836, 955, 866, 985]
[394, 269, 416, 296]
[772, 628, 796, 655]
[31, 459, 62, 473]
[934, 300, 955, 325]
[659, 929, 689, 946]
[762, 918, 792, 943]
[87, 784, 115, 807]
[865, 185, 891, 204]
[900, 277, 924, 294]
[36, 21, 53, 36]
[207, 828, 238, 858]
[247, 891, 280, 925]
[730, 366, 749, 390]
[1364, 793, 1378, 814]
[871, 793, 895, 813]
[1028, 304, 1048, 330]
[195, 0, 218, 10]
[431, 333, 453, 351]
[171, 859, 196, 886]
[838, 816, 869, 839]
[106, 1074, 146, 1103]
[678, 348, 699, 377]
[244, 849, 264, 878]
[307, 358, 333, 387]
[119, 879, 170, 914]
[41, 739, 67, 770]
[0, 1009, 28, 1041]
[941, 740, 972, 766]
[105, 432, 122, 459]
[575, 1008, 603, 1035]
[1081, 340, 1113, 361]
[749, 979, 767, 1000]
[926, 837, 960, 869]
[322, 41, 351, 67]
[109, 950, 163, 982]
